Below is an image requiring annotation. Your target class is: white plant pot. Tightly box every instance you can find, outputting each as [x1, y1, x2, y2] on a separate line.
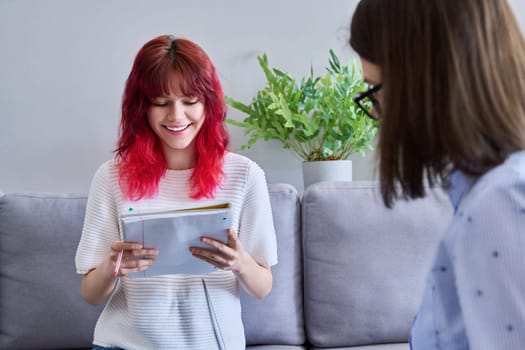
[302, 160, 353, 189]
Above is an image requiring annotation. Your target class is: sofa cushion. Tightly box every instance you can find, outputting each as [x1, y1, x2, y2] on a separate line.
[0, 184, 304, 349]
[302, 181, 452, 348]
[242, 183, 305, 345]
[309, 343, 410, 350]
[247, 346, 306, 350]
[311, 343, 409, 350]
[0, 193, 103, 350]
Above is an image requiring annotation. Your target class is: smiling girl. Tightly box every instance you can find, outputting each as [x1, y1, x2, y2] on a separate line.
[75, 35, 277, 350]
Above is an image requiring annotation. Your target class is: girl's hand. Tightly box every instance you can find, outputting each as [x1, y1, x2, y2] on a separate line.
[190, 228, 249, 274]
[110, 241, 158, 277]
[190, 228, 273, 299]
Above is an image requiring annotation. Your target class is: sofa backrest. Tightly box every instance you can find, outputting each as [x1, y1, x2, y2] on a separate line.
[241, 183, 304, 346]
[0, 192, 102, 350]
[0, 181, 453, 349]
[0, 184, 303, 349]
[302, 181, 453, 348]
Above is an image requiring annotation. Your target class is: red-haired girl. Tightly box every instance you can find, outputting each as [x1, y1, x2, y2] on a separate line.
[75, 35, 277, 350]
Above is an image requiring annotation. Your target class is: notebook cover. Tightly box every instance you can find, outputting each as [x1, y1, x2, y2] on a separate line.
[120, 207, 232, 278]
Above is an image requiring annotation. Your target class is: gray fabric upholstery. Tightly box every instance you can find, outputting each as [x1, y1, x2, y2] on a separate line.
[311, 343, 408, 350]
[0, 185, 304, 349]
[247, 346, 305, 350]
[0, 181, 453, 349]
[0, 193, 103, 349]
[302, 181, 452, 348]
[242, 183, 304, 345]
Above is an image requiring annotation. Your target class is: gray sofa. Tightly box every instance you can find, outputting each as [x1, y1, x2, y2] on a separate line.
[0, 181, 452, 350]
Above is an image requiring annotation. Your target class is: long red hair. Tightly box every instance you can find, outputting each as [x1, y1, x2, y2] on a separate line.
[115, 35, 229, 200]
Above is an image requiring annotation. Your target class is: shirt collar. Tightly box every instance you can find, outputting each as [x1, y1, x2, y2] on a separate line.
[447, 170, 477, 213]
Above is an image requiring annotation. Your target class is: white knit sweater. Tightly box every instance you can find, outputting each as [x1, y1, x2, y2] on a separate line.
[75, 152, 278, 350]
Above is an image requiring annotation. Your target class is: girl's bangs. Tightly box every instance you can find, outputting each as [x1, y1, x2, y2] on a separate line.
[141, 63, 172, 100]
[142, 62, 208, 100]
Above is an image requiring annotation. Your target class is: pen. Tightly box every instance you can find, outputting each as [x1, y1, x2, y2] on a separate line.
[114, 250, 123, 277]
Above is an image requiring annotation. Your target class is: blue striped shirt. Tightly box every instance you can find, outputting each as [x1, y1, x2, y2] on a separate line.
[410, 151, 525, 349]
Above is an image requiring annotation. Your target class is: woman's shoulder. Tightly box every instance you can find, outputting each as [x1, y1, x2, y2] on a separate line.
[451, 152, 525, 265]
[464, 150, 525, 209]
[93, 158, 118, 174]
[480, 150, 525, 188]
[223, 152, 268, 187]
[90, 159, 120, 185]
[224, 152, 263, 172]
[504, 150, 525, 179]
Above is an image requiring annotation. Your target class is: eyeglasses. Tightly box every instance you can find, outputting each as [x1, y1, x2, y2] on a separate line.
[353, 84, 382, 120]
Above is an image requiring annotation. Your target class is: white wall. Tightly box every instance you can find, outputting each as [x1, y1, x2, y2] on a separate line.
[1, 1, 524, 194]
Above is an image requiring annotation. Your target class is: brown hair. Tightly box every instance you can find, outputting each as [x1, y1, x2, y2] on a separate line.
[350, 0, 525, 207]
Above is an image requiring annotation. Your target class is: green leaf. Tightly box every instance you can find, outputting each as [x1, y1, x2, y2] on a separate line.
[329, 49, 341, 72]
[225, 96, 255, 116]
[257, 54, 276, 85]
[226, 50, 378, 160]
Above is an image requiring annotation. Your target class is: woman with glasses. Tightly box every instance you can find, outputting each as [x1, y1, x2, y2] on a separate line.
[350, 0, 525, 349]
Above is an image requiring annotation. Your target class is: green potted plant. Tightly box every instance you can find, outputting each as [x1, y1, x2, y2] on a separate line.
[226, 50, 378, 188]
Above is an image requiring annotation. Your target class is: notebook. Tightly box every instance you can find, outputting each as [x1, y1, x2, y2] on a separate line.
[120, 202, 232, 278]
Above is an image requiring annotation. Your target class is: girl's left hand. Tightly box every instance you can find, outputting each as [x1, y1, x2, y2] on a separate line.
[190, 228, 248, 273]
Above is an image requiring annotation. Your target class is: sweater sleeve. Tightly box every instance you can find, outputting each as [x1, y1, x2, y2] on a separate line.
[238, 161, 278, 267]
[453, 182, 525, 349]
[75, 161, 120, 274]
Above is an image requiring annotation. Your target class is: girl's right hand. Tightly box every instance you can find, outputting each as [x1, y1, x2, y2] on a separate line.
[110, 241, 158, 277]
